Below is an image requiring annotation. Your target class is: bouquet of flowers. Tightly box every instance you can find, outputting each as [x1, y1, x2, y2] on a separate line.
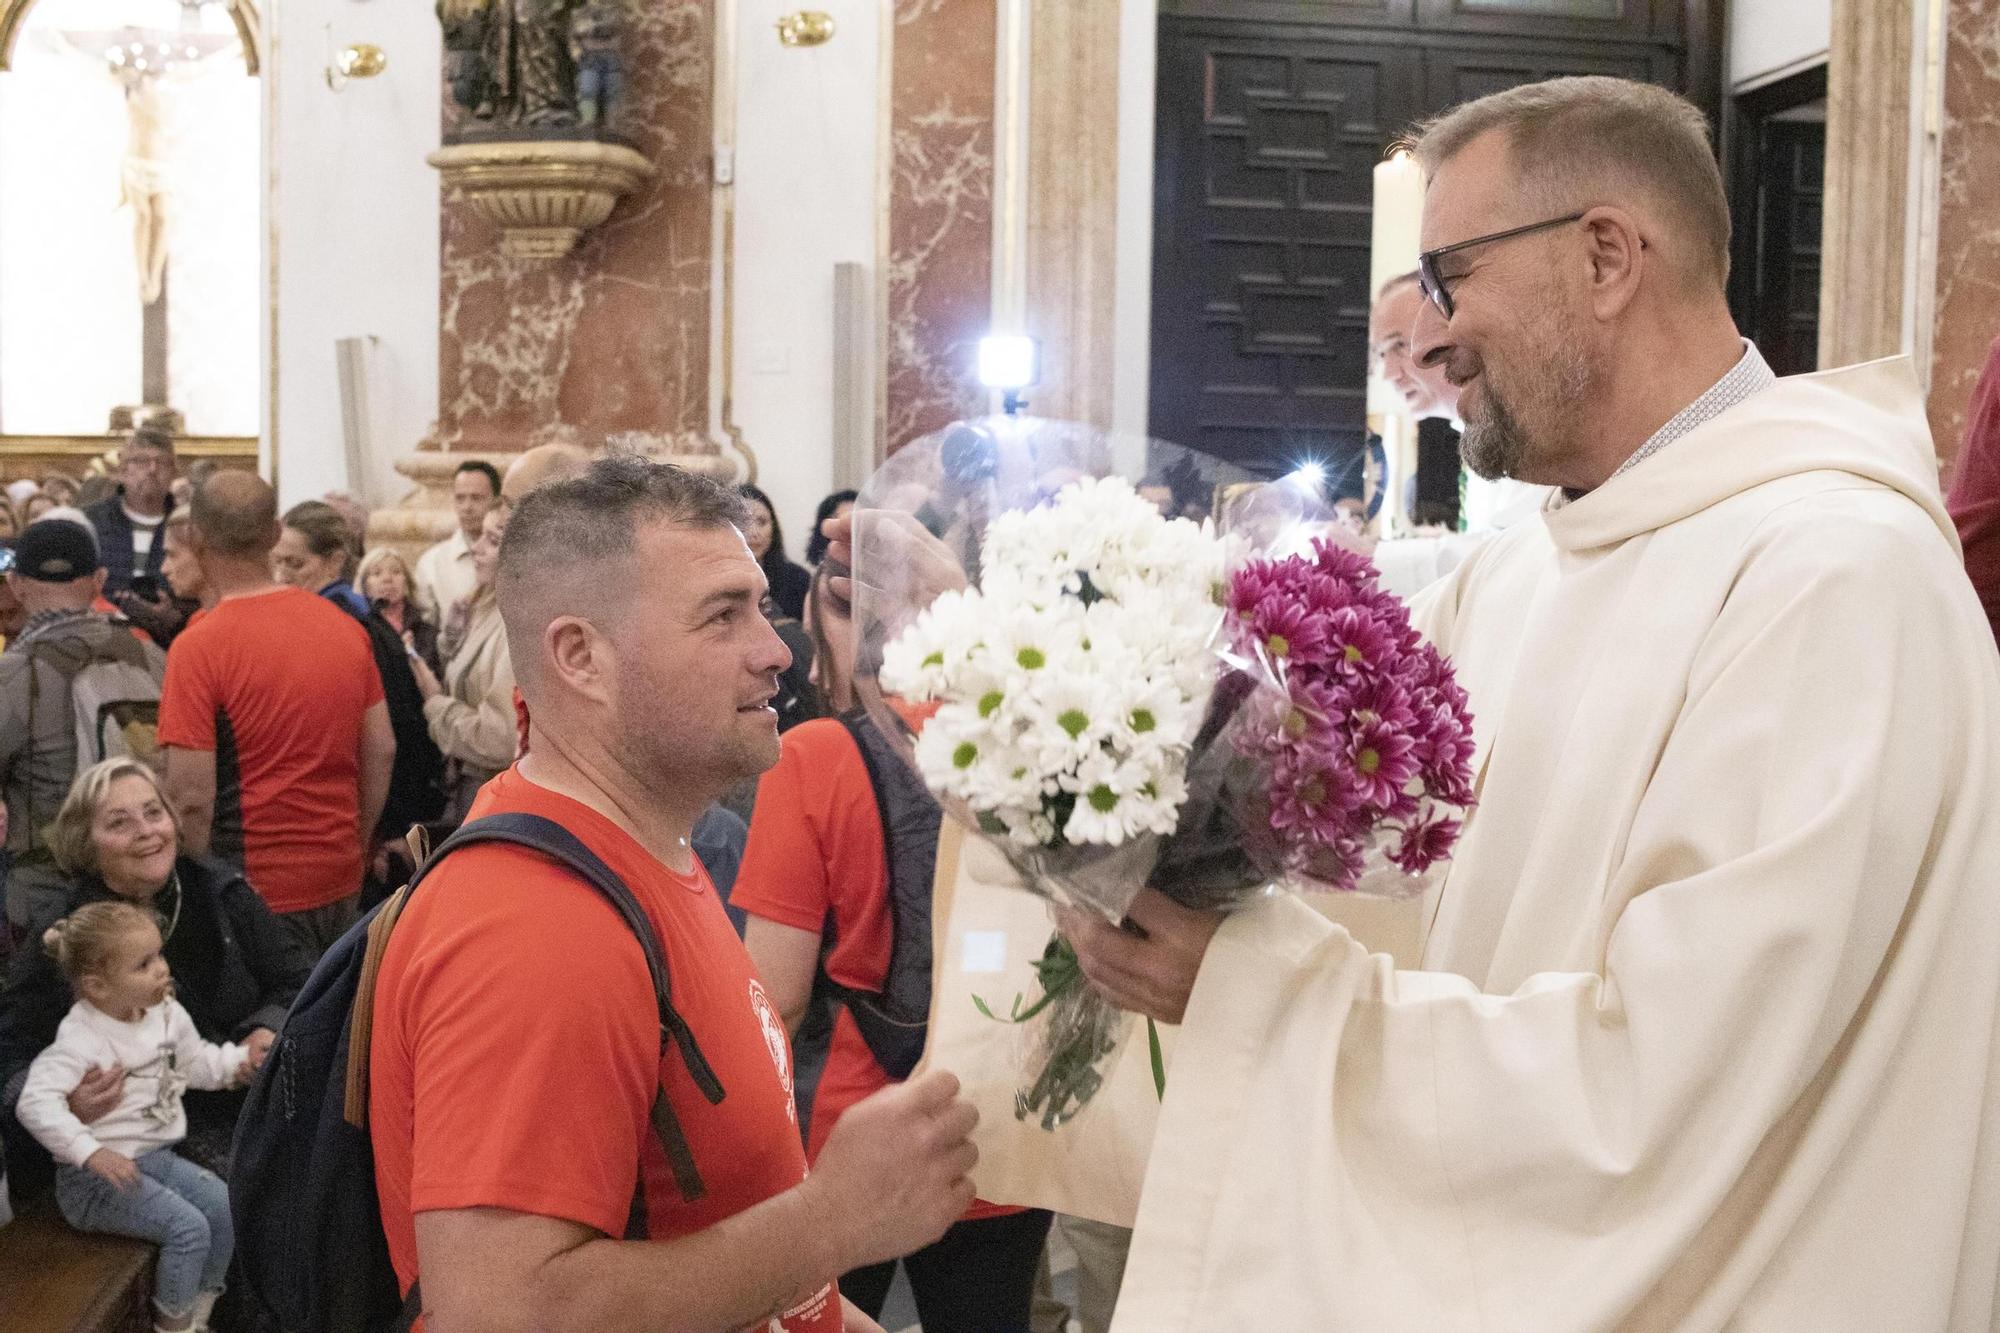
[853, 418, 1475, 1127]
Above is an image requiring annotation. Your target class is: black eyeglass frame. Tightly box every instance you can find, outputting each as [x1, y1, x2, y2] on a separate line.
[1417, 212, 1586, 320]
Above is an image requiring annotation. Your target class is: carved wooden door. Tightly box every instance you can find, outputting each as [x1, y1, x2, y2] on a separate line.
[1149, 25, 1419, 474]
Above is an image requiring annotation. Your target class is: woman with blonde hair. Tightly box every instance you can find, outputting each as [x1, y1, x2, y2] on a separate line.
[356, 546, 440, 674]
[0, 758, 311, 1184]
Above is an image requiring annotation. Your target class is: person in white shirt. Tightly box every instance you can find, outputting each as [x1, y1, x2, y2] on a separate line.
[17, 900, 261, 1333]
[413, 460, 501, 624]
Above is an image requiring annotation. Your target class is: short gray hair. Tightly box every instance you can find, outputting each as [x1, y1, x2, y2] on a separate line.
[498, 457, 750, 683]
[1411, 76, 1729, 291]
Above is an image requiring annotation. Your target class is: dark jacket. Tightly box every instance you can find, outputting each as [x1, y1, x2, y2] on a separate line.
[82, 490, 173, 596]
[764, 557, 811, 622]
[0, 853, 313, 1097]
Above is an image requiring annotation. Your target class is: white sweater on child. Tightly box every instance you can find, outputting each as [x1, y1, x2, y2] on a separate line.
[16, 998, 245, 1167]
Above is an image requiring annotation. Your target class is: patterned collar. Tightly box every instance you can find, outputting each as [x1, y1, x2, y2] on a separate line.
[10, 607, 109, 649]
[1608, 339, 1775, 481]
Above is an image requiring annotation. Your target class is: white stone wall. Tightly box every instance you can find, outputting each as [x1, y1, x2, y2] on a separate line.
[266, 0, 439, 506]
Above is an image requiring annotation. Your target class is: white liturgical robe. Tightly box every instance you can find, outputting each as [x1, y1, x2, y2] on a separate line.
[1111, 356, 2000, 1331]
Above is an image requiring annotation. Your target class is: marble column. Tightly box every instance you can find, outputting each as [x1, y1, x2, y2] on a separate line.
[374, 3, 728, 561]
[1925, 0, 2000, 465]
[883, 0, 997, 453]
[1023, 0, 1120, 430]
[1820, 0, 1913, 374]
[435, 2, 716, 457]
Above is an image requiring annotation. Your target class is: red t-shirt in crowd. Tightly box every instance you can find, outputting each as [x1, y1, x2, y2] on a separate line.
[156, 585, 382, 913]
[369, 767, 841, 1332]
[731, 718, 1015, 1221]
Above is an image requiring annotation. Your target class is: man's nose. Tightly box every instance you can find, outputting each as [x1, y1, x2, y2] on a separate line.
[755, 616, 794, 675]
[1411, 294, 1451, 371]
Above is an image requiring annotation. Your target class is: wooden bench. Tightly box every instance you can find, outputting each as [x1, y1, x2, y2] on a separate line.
[0, 1197, 156, 1333]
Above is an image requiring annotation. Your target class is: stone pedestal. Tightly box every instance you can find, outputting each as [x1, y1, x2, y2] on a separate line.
[367, 444, 740, 568]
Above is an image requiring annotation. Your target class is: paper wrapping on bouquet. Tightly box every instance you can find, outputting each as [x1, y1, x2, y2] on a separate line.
[915, 825, 1431, 1227]
[914, 824, 1172, 1228]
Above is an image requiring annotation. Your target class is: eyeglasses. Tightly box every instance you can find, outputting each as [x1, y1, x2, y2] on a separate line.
[1416, 212, 1585, 321]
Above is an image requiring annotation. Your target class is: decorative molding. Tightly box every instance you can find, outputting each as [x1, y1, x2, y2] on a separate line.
[0, 434, 257, 459]
[1024, 0, 1120, 429]
[1820, 0, 1914, 370]
[708, 0, 759, 483]
[0, 0, 261, 74]
[428, 140, 656, 262]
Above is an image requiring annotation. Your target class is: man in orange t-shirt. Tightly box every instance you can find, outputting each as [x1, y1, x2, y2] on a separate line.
[370, 458, 979, 1333]
[158, 472, 395, 954]
[737, 715, 1052, 1329]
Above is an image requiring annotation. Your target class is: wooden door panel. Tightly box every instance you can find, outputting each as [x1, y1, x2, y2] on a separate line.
[1416, 0, 1663, 41]
[1151, 25, 1419, 473]
[1423, 44, 1667, 108]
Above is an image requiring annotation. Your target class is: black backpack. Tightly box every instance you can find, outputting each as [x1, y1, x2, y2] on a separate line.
[821, 713, 941, 1079]
[343, 601, 447, 837]
[229, 813, 725, 1333]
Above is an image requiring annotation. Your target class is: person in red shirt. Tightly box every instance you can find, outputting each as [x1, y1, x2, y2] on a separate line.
[737, 580, 1052, 1331]
[157, 473, 395, 954]
[370, 457, 980, 1333]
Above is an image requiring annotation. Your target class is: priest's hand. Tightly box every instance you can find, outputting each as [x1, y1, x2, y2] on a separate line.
[1056, 888, 1225, 1025]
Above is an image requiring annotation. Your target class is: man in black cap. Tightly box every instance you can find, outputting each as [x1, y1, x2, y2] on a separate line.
[0, 516, 165, 875]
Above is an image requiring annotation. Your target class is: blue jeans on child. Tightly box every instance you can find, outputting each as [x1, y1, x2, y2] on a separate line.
[55, 1148, 233, 1319]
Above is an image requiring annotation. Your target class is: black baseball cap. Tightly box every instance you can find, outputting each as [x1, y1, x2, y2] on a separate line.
[14, 517, 103, 582]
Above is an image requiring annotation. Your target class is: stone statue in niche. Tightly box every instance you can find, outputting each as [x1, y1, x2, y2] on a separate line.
[569, 2, 624, 128]
[437, 0, 607, 136]
[438, 1, 491, 114]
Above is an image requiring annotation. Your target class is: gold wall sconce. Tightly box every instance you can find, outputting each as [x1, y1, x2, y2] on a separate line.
[775, 11, 835, 47]
[325, 42, 386, 91]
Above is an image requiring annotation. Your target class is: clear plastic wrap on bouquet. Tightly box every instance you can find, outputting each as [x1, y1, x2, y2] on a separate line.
[850, 416, 1475, 1126]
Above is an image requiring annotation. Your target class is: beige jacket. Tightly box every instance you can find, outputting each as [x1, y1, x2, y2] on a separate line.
[1113, 358, 2000, 1331]
[423, 594, 514, 805]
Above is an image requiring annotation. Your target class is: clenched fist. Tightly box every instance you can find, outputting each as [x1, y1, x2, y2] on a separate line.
[806, 1068, 979, 1270]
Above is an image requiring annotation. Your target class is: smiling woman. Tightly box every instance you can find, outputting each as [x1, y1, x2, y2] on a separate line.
[0, 756, 313, 1183]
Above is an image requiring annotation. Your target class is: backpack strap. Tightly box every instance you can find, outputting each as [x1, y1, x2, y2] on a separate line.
[346, 811, 726, 1206]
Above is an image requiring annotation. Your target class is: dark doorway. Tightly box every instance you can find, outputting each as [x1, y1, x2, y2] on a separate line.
[1727, 65, 1827, 377]
[1149, 2, 1717, 474]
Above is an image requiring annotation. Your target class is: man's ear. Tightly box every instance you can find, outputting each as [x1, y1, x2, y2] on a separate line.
[1579, 205, 1645, 321]
[92, 568, 108, 599]
[544, 615, 614, 708]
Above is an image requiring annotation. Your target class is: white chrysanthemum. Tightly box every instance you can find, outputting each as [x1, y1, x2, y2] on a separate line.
[1059, 750, 1184, 846]
[880, 471, 1229, 850]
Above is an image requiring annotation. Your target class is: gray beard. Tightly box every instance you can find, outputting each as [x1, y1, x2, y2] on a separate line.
[1458, 329, 1595, 483]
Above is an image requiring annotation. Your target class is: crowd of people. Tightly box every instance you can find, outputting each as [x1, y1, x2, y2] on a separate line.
[12, 70, 2000, 1333]
[0, 432, 971, 1332]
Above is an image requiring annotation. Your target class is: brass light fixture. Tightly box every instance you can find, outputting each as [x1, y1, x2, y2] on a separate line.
[326, 41, 385, 90]
[775, 10, 834, 47]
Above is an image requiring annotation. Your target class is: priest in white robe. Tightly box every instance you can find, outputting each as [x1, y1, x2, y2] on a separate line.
[1061, 76, 2000, 1331]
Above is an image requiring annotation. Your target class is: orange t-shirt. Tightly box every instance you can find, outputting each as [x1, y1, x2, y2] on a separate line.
[731, 718, 1015, 1220]
[156, 586, 382, 912]
[368, 767, 841, 1332]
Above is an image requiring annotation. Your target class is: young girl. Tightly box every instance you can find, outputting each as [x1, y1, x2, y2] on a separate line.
[16, 901, 262, 1333]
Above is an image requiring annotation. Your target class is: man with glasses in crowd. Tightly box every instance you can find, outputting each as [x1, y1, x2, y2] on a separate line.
[85, 425, 188, 645]
[1062, 75, 2000, 1330]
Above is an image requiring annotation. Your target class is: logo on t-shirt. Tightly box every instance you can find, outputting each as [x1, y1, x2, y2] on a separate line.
[747, 978, 796, 1124]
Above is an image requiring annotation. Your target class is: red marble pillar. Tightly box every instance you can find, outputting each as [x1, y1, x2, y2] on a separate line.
[435, 3, 715, 453]
[884, 0, 997, 454]
[1927, 0, 2000, 468]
